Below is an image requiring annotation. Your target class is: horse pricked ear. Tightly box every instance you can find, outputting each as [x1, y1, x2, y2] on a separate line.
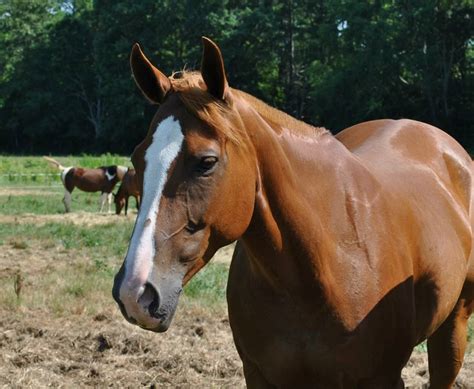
[201, 37, 228, 100]
[130, 43, 171, 104]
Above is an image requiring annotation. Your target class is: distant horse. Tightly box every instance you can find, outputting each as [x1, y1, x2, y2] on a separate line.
[114, 168, 141, 215]
[44, 156, 128, 213]
[112, 38, 474, 388]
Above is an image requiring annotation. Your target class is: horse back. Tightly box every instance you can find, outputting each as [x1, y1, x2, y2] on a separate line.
[70, 166, 119, 193]
[337, 119, 472, 223]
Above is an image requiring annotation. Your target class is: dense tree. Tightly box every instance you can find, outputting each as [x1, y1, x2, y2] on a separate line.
[0, 0, 472, 154]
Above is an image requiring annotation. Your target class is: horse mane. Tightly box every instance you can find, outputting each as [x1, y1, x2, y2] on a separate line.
[169, 71, 328, 145]
[233, 89, 329, 138]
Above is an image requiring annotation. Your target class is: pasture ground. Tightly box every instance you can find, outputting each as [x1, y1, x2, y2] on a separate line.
[0, 156, 473, 388]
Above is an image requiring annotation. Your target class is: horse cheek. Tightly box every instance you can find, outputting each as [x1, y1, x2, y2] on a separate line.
[213, 165, 255, 242]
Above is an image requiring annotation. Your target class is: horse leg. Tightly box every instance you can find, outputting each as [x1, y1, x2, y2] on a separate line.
[427, 296, 474, 388]
[107, 193, 113, 213]
[63, 190, 72, 213]
[99, 192, 107, 212]
[125, 197, 129, 215]
[241, 359, 275, 389]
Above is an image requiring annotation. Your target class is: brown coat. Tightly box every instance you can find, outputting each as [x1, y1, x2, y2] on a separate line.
[115, 168, 141, 215]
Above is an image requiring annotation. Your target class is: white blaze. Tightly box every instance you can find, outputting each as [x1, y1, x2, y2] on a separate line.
[120, 116, 184, 302]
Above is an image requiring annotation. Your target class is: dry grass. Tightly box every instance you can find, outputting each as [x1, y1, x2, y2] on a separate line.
[0, 305, 244, 388]
[0, 230, 472, 388]
[0, 211, 137, 227]
[0, 224, 244, 388]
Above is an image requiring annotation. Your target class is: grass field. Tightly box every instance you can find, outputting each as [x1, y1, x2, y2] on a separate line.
[0, 155, 473, 388]
[0, 154, 134, 214]
[0, 155, 240, 387]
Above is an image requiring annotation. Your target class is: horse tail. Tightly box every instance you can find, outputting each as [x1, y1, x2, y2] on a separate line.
[43, 156, 65, 171]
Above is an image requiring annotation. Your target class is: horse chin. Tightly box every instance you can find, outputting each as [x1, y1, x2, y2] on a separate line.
[136, 308, 177, 333]
[137, 287, 181, 333]
[141, 320, 171, 333]
[119, 304, 178, 333]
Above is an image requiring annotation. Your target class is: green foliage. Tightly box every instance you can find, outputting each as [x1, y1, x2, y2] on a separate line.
[0, 0, 472, 154]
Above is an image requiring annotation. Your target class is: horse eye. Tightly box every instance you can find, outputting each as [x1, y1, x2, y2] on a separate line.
[185, 220, 205, 234]
[196, 156, 218, 174]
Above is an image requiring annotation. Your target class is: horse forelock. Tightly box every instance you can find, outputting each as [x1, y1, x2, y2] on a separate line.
[169, 71, 246, 147]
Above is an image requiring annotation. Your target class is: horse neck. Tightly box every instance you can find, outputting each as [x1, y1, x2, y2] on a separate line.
[236, 98, 365, 294]
[116, 182, 126, 199]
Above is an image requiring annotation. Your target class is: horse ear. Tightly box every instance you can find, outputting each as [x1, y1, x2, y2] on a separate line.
[130, 43, 171, 104]
[201, 37, 228, 100]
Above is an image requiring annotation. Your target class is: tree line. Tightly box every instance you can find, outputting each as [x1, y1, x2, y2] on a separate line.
[0, 0, 472, 155]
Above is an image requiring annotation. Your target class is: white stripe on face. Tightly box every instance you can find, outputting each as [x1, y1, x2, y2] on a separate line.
[120, 116, 184, 304]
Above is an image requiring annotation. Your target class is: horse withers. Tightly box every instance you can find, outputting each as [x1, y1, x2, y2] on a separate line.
[112, 38, 474, 388]
[44, 156, 128, 213]
[114, 168, 141, 215]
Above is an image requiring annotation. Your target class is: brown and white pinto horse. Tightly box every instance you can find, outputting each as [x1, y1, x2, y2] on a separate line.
[115, 168, 141, 215]
[44, 156, 128, 213]
[112, 38, 474, 388]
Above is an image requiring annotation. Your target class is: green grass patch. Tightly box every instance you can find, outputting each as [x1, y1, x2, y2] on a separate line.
[184, 262, 229, 305]
[0, 219, 230, 315]
[0, 154, 132, 185]
[0, 221, 134, 257]
[0, 187, 114, 214]
[0, 154, 131, 174]
[0, 154, 233, 319]
[0, 259, 120, 316]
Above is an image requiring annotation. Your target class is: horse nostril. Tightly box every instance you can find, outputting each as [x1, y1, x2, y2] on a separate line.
[138, 283, 160, 318]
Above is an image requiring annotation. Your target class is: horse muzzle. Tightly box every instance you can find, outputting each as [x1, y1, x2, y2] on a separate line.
[112, 266, 182, 332]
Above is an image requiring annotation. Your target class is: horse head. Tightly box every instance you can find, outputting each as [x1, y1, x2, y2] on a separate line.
[112, 38, 257, 331]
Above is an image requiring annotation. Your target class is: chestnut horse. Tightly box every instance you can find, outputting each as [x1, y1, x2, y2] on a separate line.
[115, 168, 141, 215]
[112, 38, 474, 388]
[44, 156, 128, 213]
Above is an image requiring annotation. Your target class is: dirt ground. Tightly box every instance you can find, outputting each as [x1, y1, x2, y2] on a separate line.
[0, 304, 243, 388]
[1, 213, 473, 388]
[0, 211, 135, 227]
[2, 308, 471, 389]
